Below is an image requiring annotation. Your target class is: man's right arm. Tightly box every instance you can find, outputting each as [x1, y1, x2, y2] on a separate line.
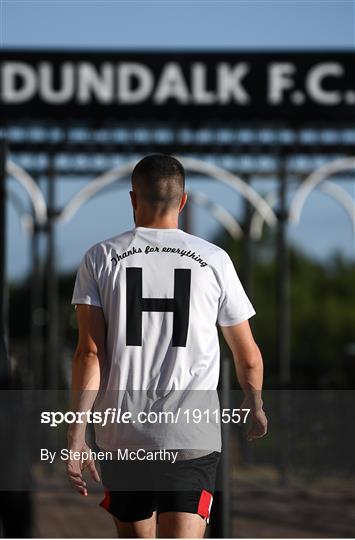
[220, 320, 267, 440]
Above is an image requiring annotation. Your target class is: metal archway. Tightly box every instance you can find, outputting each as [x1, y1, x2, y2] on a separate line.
[289, 157, 355, 224]
[6, 161, 47, 225]
[188, 190, 243, 239]
[56, 172, 243, 239]
[7, 189, 34, 234]
[177, 156, 277, 227]
[57, 161, 134, 223]
[56, 157, 277, 227]
[251, 180, 355, 241]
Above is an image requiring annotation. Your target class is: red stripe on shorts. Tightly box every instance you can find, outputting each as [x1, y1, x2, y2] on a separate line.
[99, 490, 111, 511]
[197, 489, 213, 520]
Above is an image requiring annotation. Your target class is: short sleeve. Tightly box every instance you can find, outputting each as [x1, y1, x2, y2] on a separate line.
[217, 253, 255, 326]
[71, 250, 102, 308]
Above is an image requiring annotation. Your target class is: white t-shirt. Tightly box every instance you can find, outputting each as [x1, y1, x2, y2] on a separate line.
[71, 226, 255, 452]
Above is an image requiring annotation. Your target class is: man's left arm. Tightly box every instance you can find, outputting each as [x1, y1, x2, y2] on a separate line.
[66, 304, 106, 496]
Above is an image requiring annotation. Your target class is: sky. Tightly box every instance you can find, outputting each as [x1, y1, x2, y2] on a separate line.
[1, 0, 355, 281]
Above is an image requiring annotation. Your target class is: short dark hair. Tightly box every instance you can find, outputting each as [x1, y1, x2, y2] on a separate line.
[131, 154, 185, 210]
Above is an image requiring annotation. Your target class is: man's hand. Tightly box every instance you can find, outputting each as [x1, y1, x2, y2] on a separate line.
[245, 407, 268, 441]
[68, 304, 105, 496]
[66, 440, 100, 496]
[220, 321, 267, 441]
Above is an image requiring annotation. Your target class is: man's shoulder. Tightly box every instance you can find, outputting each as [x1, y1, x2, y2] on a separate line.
[83, 229, 134, 259]
[179, 230, 228, 260]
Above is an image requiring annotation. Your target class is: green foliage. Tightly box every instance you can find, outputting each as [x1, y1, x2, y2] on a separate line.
[289, 249, 355, 387]
[213, 228, 355, 388]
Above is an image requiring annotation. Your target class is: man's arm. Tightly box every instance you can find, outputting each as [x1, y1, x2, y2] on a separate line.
[66, 304, 106, 495]
[220, 320, 267, 440]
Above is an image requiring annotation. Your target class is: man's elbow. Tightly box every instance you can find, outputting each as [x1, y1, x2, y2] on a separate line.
[236, 343, 263, 370]
[73, 347, 105, 365]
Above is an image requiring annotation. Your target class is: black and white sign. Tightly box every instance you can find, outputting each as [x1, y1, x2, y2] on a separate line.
[1, 50, 354, 121]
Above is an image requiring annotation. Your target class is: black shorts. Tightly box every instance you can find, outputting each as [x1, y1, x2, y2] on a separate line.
[99, 451, 220, 523]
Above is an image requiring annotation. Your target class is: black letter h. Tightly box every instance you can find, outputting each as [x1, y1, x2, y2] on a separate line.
[126, 267, 191, 347]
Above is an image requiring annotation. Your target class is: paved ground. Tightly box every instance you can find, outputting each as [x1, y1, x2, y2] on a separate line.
[30, 465, 355, 538]
[34, 489, 116, 538]
[32, 466, 116, 538]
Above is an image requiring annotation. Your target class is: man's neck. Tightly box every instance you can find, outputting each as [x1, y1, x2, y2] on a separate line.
[134, 218, 179, 229]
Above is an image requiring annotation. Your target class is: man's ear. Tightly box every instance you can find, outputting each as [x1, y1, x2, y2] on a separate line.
[129, 190, 137, 210]
[178, 192, 188, 213]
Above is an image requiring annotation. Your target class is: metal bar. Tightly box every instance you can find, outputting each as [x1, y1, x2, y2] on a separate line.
[7, 167, 355, 181]
[240, 174, 253, 465]
[210, 358, 231, 538]
[242, 174, 253, 296]
[277, 156, 291, 384]
[276, 154, 291, 487]
[221, 358, 231, 537]
[29, 217, 43, 389]
[0, 139, 10, 388]
[5, 141, 355, 155]
[42, 155, 59, 461]
[45, 155, 58, 391]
